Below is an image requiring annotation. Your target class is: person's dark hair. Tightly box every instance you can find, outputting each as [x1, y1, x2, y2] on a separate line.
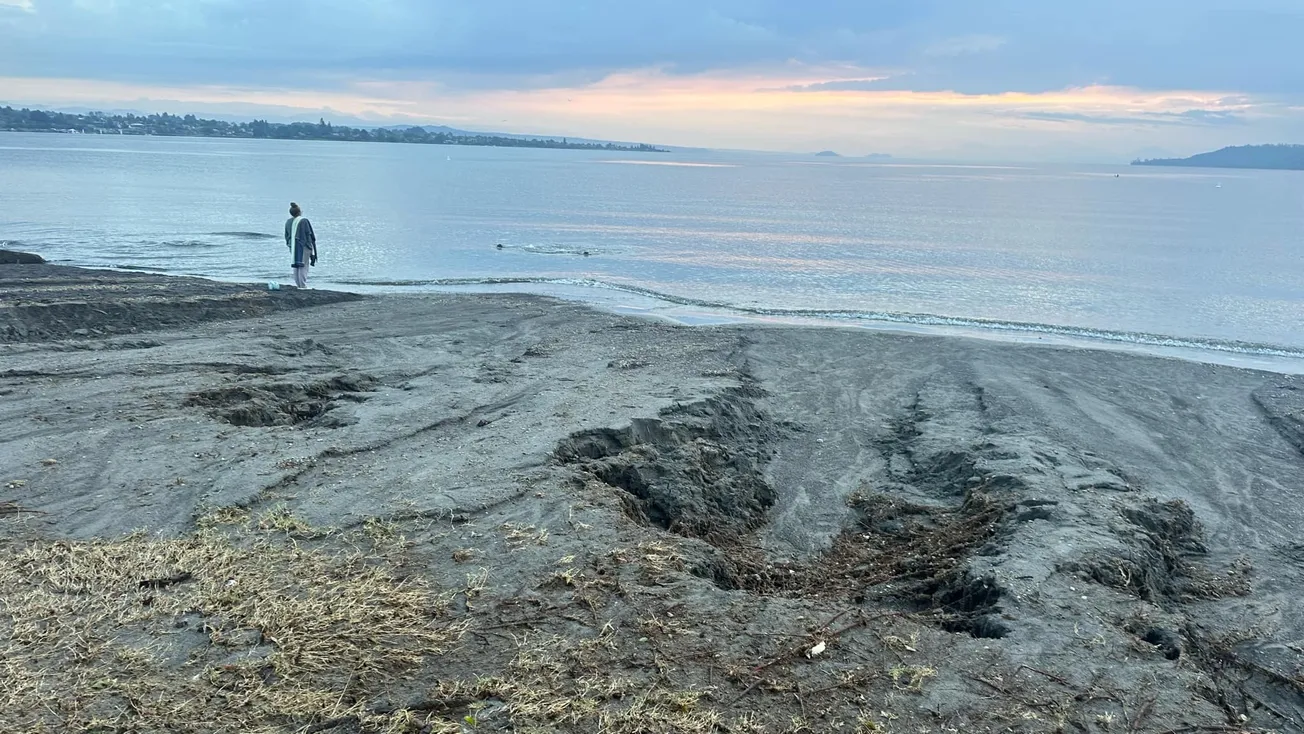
[289, 202, 302, 217]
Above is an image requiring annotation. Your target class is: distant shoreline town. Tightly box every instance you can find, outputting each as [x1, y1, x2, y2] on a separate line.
[0, 105, 668, 153]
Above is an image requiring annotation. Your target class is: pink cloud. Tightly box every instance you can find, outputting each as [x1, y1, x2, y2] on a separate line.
[0, 67, 1294, 161]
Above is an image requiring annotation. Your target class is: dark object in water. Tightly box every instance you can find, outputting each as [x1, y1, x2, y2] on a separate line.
[583, 251, 591, 257]
[0, 250, 45, 265]
[495, 243, 504, 249]
[212, 231, 279, 240]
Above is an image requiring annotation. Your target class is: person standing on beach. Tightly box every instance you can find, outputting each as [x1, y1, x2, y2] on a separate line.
[284, 202, 317, 288]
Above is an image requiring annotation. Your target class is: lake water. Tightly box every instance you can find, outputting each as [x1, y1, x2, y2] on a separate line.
[3, 132, 1303, 368]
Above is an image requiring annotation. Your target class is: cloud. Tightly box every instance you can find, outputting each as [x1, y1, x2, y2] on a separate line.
[776, 76, 898, 93]
[1021, 112, 1182, 126]
[923, 34, 1006, 57]
[1020, 109, 1248, 127]
[1, 0, 1303, 159]
[6, 69, 1292, 162]
[1176, 109, 1248, 125]
[0, 0, 1300, 95]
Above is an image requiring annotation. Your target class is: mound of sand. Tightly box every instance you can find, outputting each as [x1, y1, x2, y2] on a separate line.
[0, 263, 361, 342]
[0, 249, 45, 265]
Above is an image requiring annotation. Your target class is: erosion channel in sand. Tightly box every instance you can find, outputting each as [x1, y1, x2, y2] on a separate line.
[2, 262, 1303, 733]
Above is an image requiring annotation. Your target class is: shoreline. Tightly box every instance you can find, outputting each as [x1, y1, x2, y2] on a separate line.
[3, 262, 1304, 731]
[24, 258, 1304, 375]
[420, 278, 1304, 375]
[0, 119, 671, 153]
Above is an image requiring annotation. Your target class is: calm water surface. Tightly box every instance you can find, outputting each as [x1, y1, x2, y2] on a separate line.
[2, 133, 1302, 364]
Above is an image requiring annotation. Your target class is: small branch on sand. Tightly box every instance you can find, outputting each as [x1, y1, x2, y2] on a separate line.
[1015, 664, 1073, 686]
[138, 572, 194, 590]
[965, 672, 1072, 711]
[0, 501, 39, 517]
[1155, 726, 1256, 734]
[729, 609, 906, 705]
[1130, 696, 1156, 733]
[369, 695, 479, 716]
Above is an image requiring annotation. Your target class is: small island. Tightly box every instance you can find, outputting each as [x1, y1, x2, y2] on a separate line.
[812, 151, 894, 161]
[1132, 144, 1304, 171]
[0, 106, 668, 153]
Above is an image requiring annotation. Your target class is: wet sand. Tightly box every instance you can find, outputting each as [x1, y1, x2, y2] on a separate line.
[2, 262, 1303, 732]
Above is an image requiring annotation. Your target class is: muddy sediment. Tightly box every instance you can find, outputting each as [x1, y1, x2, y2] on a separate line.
[557, 384, 784, 541]
[185, 373, 378, 427]
[556, 361, 1304, 730]
[559, 387, 1018, 640]
[2, 266, 1304, 732]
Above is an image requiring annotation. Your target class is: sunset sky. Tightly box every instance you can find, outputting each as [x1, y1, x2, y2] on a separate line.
[2, 0, 1302, 161]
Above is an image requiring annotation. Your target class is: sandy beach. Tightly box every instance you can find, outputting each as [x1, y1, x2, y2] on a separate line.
[2, 261, 1303, 733]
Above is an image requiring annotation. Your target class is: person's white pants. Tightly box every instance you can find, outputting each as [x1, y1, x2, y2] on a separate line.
[293, 264, 308, 288]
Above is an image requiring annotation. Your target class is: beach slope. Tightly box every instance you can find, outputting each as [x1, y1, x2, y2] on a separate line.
[2, 264, 1302, 733]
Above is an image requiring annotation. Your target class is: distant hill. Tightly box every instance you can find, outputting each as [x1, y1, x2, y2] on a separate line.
[1132, 144, 1304, 171]
[380, 124, 650, 149]
[812, 151, 894, 160]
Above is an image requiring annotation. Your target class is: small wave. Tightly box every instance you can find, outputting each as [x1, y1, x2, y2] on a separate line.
[332, 276, 1304, 359]
[335, 277, 548, 287]
[114, 264, 174, 273]
[0, 241, 32, 253]
[495, 243, 599, 256]
[212, 231, 279, 240]
[160, 239, 219, 249]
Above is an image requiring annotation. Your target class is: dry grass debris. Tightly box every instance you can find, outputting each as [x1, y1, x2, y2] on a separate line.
[502, 521, 549, 547]
[256, 504, 323, 538]
[609, 539, 686, 585]
[0, 518, 467, 733]
[715, 490, 1009, 599]
[413, 631, 733, 733]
